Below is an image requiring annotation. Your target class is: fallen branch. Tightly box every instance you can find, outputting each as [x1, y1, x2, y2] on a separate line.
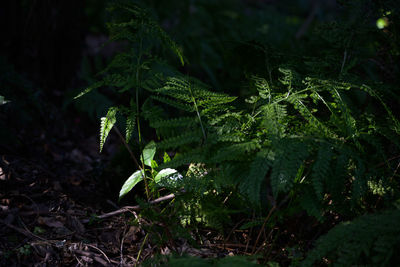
[81, 193, 176, 223]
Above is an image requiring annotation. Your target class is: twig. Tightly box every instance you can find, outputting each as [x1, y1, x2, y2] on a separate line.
[375, 154, 400, 168]
[86, 244, 111, 264]
[251, 195, 290, 254]
[81, 193, 176, 223]
[223, 219, 245, 249]
[254, 228, 274, 255]
[74, 250, 108, 266]
[245, 212, 255, 252]
[251, 206, 275, 254]
[120, 225, 127, 266]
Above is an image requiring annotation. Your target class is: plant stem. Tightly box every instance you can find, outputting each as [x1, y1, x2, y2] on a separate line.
[135, 233, 148, 266]
[135, 35, 150, 200]
[188, 78, 207, 141]
[113, 127, 142, 171]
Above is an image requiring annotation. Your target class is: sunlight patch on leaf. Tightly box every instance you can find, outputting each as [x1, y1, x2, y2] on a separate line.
[119, 170, 145, 200]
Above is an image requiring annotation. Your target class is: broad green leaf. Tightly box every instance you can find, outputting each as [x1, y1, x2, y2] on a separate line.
[141, 141, 156, 167]
[119, 170, 145, 199]
[100, 107, 118, 152]
[154, 168, 179, 184]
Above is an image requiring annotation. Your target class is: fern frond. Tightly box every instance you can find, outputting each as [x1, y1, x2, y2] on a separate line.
[125, 110, 136, 143]
[361, 84, 400, 133]
[108, 0, 184, 65]
[351, 156, 367, 203]
[270, 139, 309, 197]
[157, 130, 203, 150]
[327, 151, 350, 203]
[260, 102, 288, 137]
[159, 148, 205, 169]
[302, 209, 400, 267]
[210, 133, 246, 143]
[210, 141, 261, 163]
[293, 100, 334, 138]
[155, 76, 236, 112]
[150, 117, 198, 130]
[252, 75, 272, 101]
[100, 106, 118, 152]
[150, 95, 193, 112]
[300, 186, 324, 221]
[74, 80, 104, 99]
[239, 149, 274, 204]
[311, 142, 334, 199]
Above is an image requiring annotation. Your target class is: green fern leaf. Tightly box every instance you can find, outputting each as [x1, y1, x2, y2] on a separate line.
[302, 210, 400, 267]
[270, 139, 309, 198]
[311, 142, 334, 199]
[157, 130, 203, 150]
[239, 149, 274, 204]
[100, 107, 118, 152]
[151, 95, 193, 112]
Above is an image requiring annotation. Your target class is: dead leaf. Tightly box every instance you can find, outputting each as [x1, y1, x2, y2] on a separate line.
[123, 226, 140, 244]
[67, 215, 85, 234]
[37, 216, 64, 228]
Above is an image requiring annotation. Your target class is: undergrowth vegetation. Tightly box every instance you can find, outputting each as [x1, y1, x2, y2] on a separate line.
[75, 0, 400, 265]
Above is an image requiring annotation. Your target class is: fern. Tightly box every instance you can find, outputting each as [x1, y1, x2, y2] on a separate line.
[239, 149, 273, 205]
[150, 76, 236, 116]
[69, 3, 400, 266]
[157, 130, 203, 150]
[302, 209, 400, 267]
[270, 139, 309, 198]
[125, 109, 136, 143]
[311, 142, 334, 200]
[100, 106, 118, 152]
[107, 0, 184, 65]
[210, 141, 261, 163]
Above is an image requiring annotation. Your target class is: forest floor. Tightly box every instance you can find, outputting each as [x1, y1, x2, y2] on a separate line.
[0, 109, 240, 266]
[0, 100, 320, 267]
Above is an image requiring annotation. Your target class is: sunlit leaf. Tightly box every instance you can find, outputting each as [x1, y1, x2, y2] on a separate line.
[141, 141, 156, 167]
[154, 168, 180, 184]
[119, 170, 145, 199]
[100, 107, 118, 152]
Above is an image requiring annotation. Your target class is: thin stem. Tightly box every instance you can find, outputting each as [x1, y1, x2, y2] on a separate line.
[135, 35, 150, 200]
[251, 206, 276, 254]
[188, 79, 207, 141]
[135, 233, 148, 266]
[113, 127, 142, 171]
[339, 49, 348, 77]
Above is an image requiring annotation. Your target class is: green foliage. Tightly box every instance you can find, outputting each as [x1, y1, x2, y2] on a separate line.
[76, 0, 400, 265]
[100, 106, 117, 152]
[302, 209, 400, 266]
[143, 254, 261, 267]
[118, 140, 181, 200]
